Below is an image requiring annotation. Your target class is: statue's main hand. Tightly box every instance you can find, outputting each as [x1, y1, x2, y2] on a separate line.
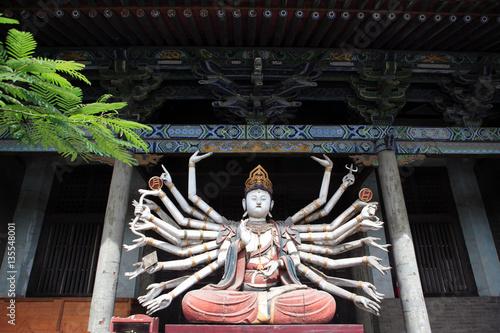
[144, 294, 173, 315]
[138, 282, 165, 305]
[238, 218, 251, 246]
[124, 262, 146, 279]
[262, 260, 280, 279]
[365, 256, 391, 275]
[362, 237, 391, 252]
[189, 151, 213, 165]
[311, 154, 333, 168]
[353, 295, 381, 316]
[360, 282, 384, 302]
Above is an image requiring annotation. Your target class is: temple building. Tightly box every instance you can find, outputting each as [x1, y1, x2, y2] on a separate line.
[0, 1, 499, 332]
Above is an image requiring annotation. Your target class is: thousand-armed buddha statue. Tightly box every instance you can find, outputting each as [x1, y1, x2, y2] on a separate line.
[126, 152, 390, 324]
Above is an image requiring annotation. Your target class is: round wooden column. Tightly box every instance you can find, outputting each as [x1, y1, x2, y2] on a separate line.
[377, 145, 432, 333]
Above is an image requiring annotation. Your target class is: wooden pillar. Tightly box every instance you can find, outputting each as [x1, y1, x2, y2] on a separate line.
[88, 159, 133, 332]
[376, 138, 432, 333]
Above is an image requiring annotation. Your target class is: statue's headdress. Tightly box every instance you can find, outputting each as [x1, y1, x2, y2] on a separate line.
[245, 165, 273, 195]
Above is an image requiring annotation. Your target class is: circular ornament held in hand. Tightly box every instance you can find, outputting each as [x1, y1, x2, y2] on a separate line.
[149, 176, 163, 190]
[359, 188, 373, 202]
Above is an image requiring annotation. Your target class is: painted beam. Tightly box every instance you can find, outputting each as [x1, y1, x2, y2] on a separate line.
[2, 125, 500, 155]
[41, 47, 497, 77]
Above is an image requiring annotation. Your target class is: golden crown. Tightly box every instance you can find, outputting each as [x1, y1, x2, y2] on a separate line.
[245, 165, 273, 194]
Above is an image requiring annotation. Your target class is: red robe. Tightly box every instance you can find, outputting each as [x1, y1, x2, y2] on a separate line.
[182, 219, 336, 324]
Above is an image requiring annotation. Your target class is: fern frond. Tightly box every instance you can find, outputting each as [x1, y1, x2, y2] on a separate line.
[57, 90, 82, 112]
[105, 118, 151, 152]
[1, 82, 61, 114]
[32, 79, 82, 103]
[68, 101, 127, 116]
[0, 15, 19, 25]
[0, 26, 147, 165]
[86, 123, 137, 164]
[30, 84, 58, 105]
[0, 92, 22, 105]
[6, 58, 55, 74]
[5, 29, 37, 59]
[54, 60, 90, 85]
[96, 94, 113, 103]
[0, 44, 7, 64]
[39, 72, 71, 88]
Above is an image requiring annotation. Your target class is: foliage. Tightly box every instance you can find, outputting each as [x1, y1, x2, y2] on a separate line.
[0, 16, 152, 165]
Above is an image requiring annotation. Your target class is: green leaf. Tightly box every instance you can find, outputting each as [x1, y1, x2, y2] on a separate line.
[5, 29, 37, 59]
[1, 82, 62, 114]
[68, 102, 127, 116]
[39, 72, 72, 88]
[0, 44, 7, 64]
[6, 58, 55, 73]
[0, 25, 149, 166]
[54, 60, 90, 85]
[0, 14, 19, 25]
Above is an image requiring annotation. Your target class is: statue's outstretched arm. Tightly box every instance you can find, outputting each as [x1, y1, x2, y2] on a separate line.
[134, 199, 181, 230]
[135, 205, 219, 242]
[291, 155, 333, 223]
[160, 165, 214, 222]
[124, 236, 220, 257]
[295, 198, 368, 231]
[298, 263, 381, 315]
[138, 276, 190, 305]
[323, 218, 384, 246]
[298, 251, 391, 275]
[129, 219, 183, 246]
[188, 152, 224, 224]
[143, 260, 223, 315]
[308, 266, 384, 302]
[296, 167, 358, 224]
[299, 216, 375, 245]
[145, 249, 220, 273]
[138, 189, 221, 233]
[298, 237, 390, 256]
[298, 204, 382, 244]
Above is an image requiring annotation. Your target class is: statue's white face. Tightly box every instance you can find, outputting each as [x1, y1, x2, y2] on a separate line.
[244, 189, 273, 219]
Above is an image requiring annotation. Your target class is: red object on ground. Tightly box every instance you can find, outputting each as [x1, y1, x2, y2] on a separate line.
[165, 325, 364, 332]
[110, 314, 159, 333]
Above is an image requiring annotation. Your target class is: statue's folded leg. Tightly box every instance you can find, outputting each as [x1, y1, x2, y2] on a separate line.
[272, 289, 336, 324]
[182, 290, 259, 324]
[182, 288, 335, 324]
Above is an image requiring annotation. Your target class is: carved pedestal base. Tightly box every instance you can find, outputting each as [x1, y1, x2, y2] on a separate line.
[164, 325, 363, 333]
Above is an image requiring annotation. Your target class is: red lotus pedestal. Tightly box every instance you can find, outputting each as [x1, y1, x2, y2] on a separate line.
[110, 314, 159, 333]
[165, 325, 363, 332]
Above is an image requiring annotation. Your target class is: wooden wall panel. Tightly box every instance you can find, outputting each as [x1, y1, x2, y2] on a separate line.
[0, 298, 134, 333]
